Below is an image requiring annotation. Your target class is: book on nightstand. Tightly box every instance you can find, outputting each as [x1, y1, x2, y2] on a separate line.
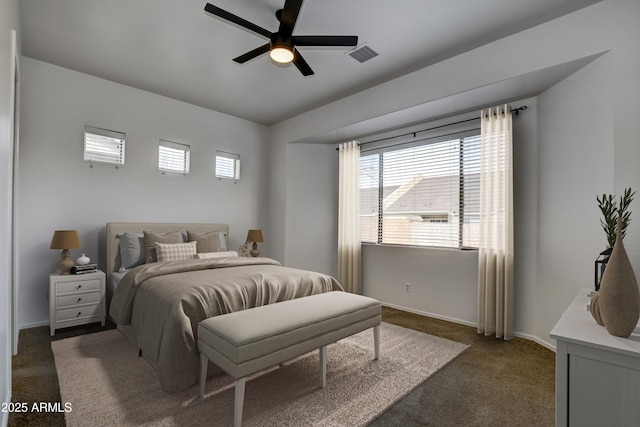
[70, 264, 98, 274]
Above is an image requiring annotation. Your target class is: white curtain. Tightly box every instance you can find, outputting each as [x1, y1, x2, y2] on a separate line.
[477, 105, 514, 340]
[338, 141, 361, 294]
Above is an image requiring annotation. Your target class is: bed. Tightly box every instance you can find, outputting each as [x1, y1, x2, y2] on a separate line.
[106, 222, 343, 392]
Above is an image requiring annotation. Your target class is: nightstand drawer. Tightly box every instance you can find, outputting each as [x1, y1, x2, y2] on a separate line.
[56, 304, 102, 322]
[56, 278, 101, 294]
[56, 292, 101, 309]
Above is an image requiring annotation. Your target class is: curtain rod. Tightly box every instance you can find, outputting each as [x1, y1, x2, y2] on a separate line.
[336, 105, 527, 150]
[361, 128, 481, 154]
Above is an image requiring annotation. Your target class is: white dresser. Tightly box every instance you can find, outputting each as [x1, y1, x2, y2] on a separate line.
[49, 270, 106, 336]
[550, 288, 640, 426]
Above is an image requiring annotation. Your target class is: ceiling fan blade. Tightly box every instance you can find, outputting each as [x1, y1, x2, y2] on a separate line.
[233, 43, 270, 64]
[292, 49, 314, 76]
[278, 0, 304, 38]
[204, 3, 272, 39]
[293, 35, 358, 47]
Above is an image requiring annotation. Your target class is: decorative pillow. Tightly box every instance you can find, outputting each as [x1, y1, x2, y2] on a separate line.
[187, 231, 221, 253]
[117, 232, 146, 272]
[143, 231, 183, 263]
[155, 241, 197, 262]
[195, 251, 238, 259]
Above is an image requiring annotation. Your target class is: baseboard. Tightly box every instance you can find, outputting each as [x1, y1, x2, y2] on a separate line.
[18, 320, 49, 330]
[382, 302, 557, 352]
[513, 331, 556, 352]
[382, 302, 478, 328]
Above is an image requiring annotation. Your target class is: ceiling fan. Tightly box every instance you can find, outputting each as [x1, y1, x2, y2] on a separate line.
[204, 0, 358, 76]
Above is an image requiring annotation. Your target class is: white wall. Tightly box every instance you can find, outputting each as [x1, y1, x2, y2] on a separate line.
[363, 245, 479, 324]
[17, 58, 270, 328]
[284, 142, 338, 274]
[536, 55, 615, 342]
[267, 0, 640, 348]
[0, 0, 20, 423]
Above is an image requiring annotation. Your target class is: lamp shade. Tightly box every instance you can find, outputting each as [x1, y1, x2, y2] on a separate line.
[50, 230, 81, 250]
[246, 229, 263, 243]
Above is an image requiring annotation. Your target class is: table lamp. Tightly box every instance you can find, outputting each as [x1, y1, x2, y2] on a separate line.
[50, 230, 81, 275]
[246, 230, 263, 257]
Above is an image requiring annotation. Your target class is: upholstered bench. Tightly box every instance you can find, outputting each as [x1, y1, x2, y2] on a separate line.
[197, 291, 381, 427]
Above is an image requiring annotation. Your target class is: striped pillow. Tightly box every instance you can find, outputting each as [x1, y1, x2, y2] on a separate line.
[154, 241, 197, 262]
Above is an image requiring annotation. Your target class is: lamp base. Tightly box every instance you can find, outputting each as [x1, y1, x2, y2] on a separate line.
[58, 249, 73, 275]
[250, 242, 260, 257]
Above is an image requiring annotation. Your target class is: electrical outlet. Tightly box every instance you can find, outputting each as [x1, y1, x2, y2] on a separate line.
[404, 282, 411, 292]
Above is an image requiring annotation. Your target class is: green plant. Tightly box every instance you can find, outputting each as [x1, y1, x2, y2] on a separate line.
[597, 187, 635, 247]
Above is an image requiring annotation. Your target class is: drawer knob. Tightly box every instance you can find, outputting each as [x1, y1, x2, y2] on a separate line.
[77, 285, 82, 289]
[76, 312, 82, 317]
[77, 298, 82, 303]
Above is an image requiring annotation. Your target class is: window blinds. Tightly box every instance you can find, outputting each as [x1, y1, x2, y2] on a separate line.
[360, 133, 480, 249]
[215, 151, 240, 180]
[84, 126, 125, 165]
[159, 140, 190, 174]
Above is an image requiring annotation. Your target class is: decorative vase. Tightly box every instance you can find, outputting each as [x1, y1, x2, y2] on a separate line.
[589, 293, 604, 326]
[598, 217, 640, 337]
[77, 254, 90, 265]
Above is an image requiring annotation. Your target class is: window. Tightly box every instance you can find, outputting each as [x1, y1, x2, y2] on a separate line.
[360, 134, 480, 249]
[215, 151, 240, 180]
[159, 140, 190, 174]
[84, 126, 125, 165]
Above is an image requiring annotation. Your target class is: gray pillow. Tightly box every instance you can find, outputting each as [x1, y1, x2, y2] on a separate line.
[187, 231, 221, 253]
[143, 231, 183, 263]
[118, 232, 145, 271]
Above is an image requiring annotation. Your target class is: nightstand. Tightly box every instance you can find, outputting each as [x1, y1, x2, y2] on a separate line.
[49, 270, 106, 336]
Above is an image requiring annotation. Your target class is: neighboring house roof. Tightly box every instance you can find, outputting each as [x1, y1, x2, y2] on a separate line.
[361, 173, 480, 216]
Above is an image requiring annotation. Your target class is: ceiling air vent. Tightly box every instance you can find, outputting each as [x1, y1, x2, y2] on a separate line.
[348, 45, 379, 63]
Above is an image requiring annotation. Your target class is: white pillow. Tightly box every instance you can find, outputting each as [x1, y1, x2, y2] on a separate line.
[195, 251, 238, 259]
[155, 241, 197, 262]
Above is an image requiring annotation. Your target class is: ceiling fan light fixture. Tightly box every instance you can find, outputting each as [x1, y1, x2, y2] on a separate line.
[205, 1, 358, 76]
[270, 46, 294, 63]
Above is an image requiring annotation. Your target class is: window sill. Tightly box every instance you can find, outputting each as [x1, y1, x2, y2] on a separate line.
[361, 242, 478, 252]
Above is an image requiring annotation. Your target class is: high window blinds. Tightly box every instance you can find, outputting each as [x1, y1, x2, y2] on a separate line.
[84, 126, 125, 165]
[159, 140, 190, 174]
[215, 151, 240, 180]
[360, 133, 480, 249]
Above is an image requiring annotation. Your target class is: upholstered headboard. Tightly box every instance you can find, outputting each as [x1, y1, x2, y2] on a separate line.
[105, 222, 229, 280]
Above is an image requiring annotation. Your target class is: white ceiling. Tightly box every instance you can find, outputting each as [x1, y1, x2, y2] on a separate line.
[19, 0, 599, 125]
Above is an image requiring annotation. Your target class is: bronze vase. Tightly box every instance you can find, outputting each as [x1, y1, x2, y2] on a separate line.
[598, 218, 640, 337]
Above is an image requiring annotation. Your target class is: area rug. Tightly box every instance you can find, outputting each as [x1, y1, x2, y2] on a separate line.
[52, 322, 468, 426]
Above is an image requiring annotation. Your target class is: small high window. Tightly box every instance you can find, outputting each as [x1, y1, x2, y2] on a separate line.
[215, 151, 240, 180]
[159, 140, 190, 174]
[84, 126, 125, 165]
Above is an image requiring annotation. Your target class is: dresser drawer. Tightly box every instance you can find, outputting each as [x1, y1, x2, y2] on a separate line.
[56, 278, 101, 294]
[56, 304, 102, 322]
[56, 291, 101, 309]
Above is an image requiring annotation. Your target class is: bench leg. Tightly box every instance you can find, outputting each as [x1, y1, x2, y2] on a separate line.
[319, 345, 327, 389]
[199, 354, 208, 397]
[234, 377, 246, 427]
[374, 324, 380, 360]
